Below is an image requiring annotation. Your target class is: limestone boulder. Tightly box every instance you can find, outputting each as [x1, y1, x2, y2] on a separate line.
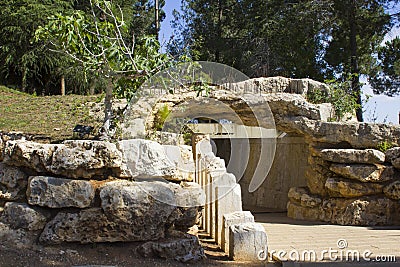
[40, 208, 129, 244]
[288, 187, 322, 208]
[137, 231, 205, 262]
[287, 201, 321, 222]
[320, 197, 399, 226]
[50, 140, 123, 179]
[163, 145, 195, 182]
[277, 117, 400, 148]
[3, 140, 57, 173]
[0, 163, 28, 200]
[100, 181, 176, 229]
[0, 202, 50, 231]
[385, 147, 400, 169]
[329, 163, 396, 183]
[321, 149, 385, 164]
[4, 140, 123, 179]
[264, 93, 333, 121]
[325, 177, 383, 197]
[40, 180, 205, 244]
[118, 139, 181, 181]
[305, 156, 333, 196]
[27, 176, 95, 208]
[384, 181, 400, 200]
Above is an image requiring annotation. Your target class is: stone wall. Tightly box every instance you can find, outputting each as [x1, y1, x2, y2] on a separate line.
[0, 136, 205, 262]
[124, 76, 400, 226]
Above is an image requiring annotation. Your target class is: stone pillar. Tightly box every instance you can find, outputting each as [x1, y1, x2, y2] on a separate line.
[229, 222, 268, 261]
[222, 211, 254, 254]
[215, 183, 242, 245]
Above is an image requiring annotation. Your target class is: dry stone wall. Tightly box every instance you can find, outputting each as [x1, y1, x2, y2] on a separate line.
[0, 136, 204, 262]
[126, 76, 400, 226]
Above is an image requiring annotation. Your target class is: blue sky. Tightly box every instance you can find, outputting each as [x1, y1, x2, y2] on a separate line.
[159, 1, 400, 124]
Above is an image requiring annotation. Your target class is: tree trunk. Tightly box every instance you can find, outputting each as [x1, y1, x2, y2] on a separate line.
[155, 0, 159, 39]
[215, 0, 223, 62]
[61, 75, 65, 96]
[349, 0, 363, 122]
[99, 81, 114, 140]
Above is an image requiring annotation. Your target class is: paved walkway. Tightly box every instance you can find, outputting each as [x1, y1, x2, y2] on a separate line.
[255, 213, 400, 267]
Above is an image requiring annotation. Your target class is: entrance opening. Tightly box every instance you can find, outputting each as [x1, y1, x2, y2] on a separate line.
[213, 133, 308, 212]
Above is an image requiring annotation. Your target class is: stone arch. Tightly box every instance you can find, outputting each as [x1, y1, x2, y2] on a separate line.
[123, 75, 400, 226]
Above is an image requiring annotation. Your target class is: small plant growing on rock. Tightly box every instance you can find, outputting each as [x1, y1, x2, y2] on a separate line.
[154, 105, 171, 131]
[307, 74, 361, 121]
[377, 141, 394, 152]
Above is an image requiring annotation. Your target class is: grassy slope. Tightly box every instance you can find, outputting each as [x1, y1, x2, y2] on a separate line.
[0, 86, 103, 142]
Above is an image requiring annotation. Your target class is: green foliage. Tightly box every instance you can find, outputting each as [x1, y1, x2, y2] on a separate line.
[376, 141, 394, 152]
[35, 0, 172, 101]
[172, 0, 399, 108]
[368, 37, 400, 96]
[154, 104, 171, 131]
[307, 75, 361, 121]
[0, 0, 74, 93]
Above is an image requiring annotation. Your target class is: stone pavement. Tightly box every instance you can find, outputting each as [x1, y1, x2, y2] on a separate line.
[255, 212, 400, 267]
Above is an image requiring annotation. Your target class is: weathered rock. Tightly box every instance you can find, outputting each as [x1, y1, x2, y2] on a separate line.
[329, 163, 396, 183]
[305, 156, 332, 196]
[50, 140, 123, 179]
[100, 181, 176, 229]
[118, 139, 180, 181]
[264, 93, 334, 121]
[40, 208, 126, 244]
[137, 231, 205, 263]
[287, 201, 321, 221]
[0, 222, 38, 248]
[288, 187, 322, 208]
[229, 222, 268, 261]
[0, 202, 50, 231]
[386, 147, 400, 169]
[321, 149, 385, 164]
[0, 163, 28, 200]
[4, 140, 123, 179]
[289, 197, 400, 226]
[277, 117, 400, 148]
[321, 197, 399, 226]
[383, 181, 400, 200]
[40, 180, 204, 244]
[222, 211, 254, 254]
[163, 145, 195, 182]
[4, 141, 57, 173]
[27, 176, 95, 208]
[325, 177, 383, 197]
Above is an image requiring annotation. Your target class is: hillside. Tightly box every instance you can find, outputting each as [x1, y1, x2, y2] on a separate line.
[0, 86, 103, 142]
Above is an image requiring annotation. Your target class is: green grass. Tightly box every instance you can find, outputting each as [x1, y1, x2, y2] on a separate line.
[0, 86, 103, 142]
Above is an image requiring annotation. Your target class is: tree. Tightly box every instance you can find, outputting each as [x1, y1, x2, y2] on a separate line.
[0, 0, 74, 94]
[323, 0, 397, 121]
[172, 0, 399, 121]
[36, 0, 171, 139]
[369, 37, 400, 96]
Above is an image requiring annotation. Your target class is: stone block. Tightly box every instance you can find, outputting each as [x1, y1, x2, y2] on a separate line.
[118, 139, 179, 181]
[27, 176, 95, 208]
[0, 202, 50, 231]
[325, 177, 383, 198]
[330, 163, 396, 183]
[321, 149, 385, 164]
[222, 211, 254, 254]
[215, 183, 242, 244]
[229, 222, 267, 261]
[0, 163, 28, 201]
[384, 181, 400, 200]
